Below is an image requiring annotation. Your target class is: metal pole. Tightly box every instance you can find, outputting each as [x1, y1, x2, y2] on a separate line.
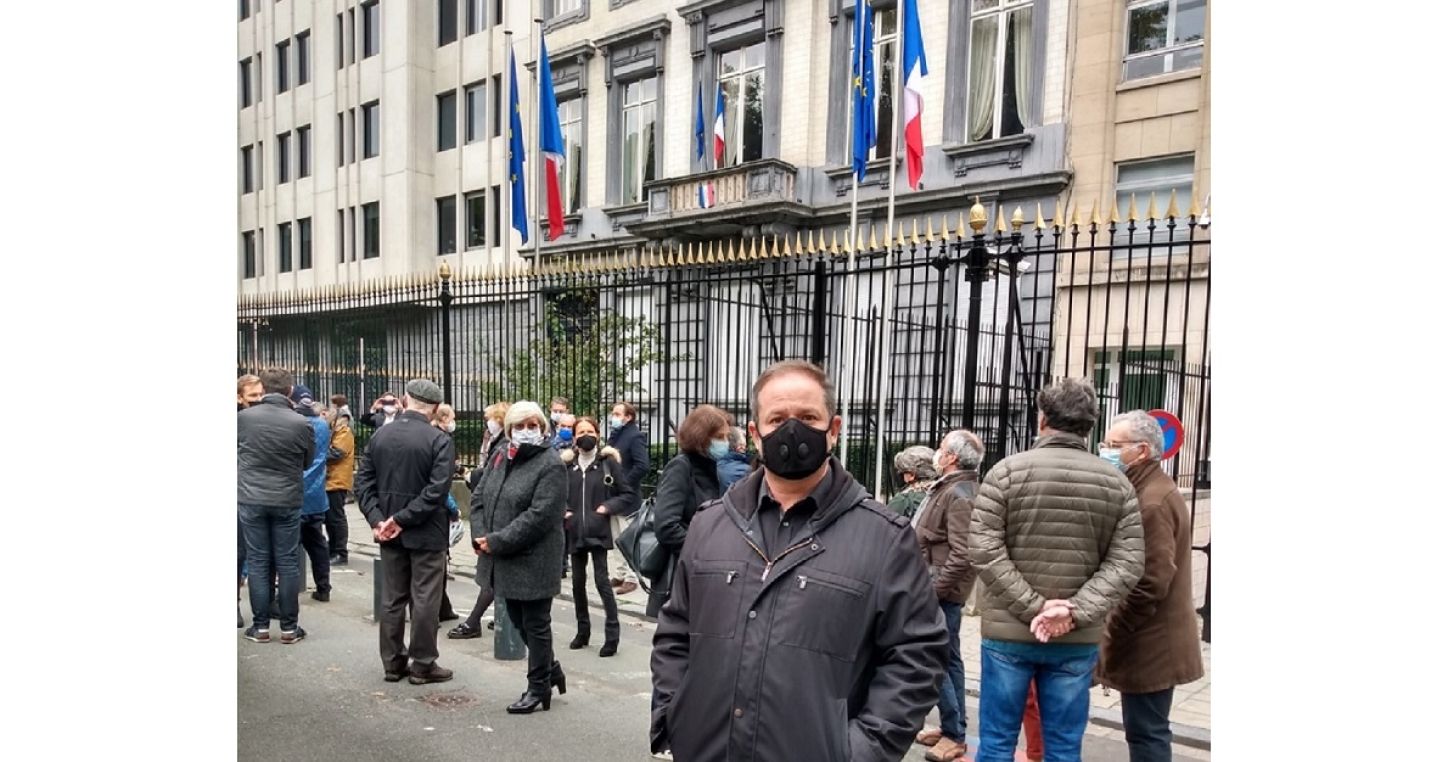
[532, 14, 543, 265]
[440, 269, 453, 403]
[358, 336, 365, 411]
[871, 3, 908, 499]
[995, 223, 1025, 464]
[839, 3, 867, 472]
[493, 596, 527, 660]
[961, 224, 990, 430]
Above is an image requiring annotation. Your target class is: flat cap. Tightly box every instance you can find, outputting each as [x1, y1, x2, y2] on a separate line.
[405, 378, 443, 405]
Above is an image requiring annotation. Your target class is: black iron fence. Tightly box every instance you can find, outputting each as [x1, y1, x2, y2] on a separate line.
[240, 202, 1210, 600]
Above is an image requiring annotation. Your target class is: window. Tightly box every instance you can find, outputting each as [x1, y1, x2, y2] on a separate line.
[337, 209, 347, 262]
[347, 108, 357, 162]
[347, 9, 357, 65]
[491, 184, 501, 247]
[362, 101, 379, 159]
[276, 40, 290, 93]
[277, 132, 290, 183]
[846, 7, 896, 162]
[242, 231, 256, 278]
[437, 195, 457, 254]
[297, 125, 311, 178]
[241, 145, 255, 193]
[257, 228, 265, 276]
[549, 0, 582, 19]
[362, 1, 380, 59]
[465, 81, 486, 143]
[437, 90, 457, 151]
[336, 112, 346, 166]
[559, 98, 583, 214]
[336, 13, 345, 68]
[297, 31, 311, 85]
[967, 0, 1033, 143]
[278, 222, 293, 272]
[717, 43, 764, 166]
[347, 206, 357, 260]
[362, 202, 380, 258]
[257, 141, 263, 188]
[240, 1, 250, 22]
[298, 217, 313, 270]
[439, 0, 458, 46]
[1114, 154, 1194, 248]
[619, 77, 657, 204]
[1124, 0, 1205, 81]
[240, 57, 253, 108]
[465, 190, 487, 249]
[491, 74, 502, 137]
[466, 0, 487, 35]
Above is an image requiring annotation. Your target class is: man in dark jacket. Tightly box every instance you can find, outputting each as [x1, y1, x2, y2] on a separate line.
[650, 360, 947, 761]
[238, 368, 317, 645]
[356, 391, 401, 429]
[968, 379, 1144, 762]
[606, 400, 648, 594]
[353, 378, 457, 685]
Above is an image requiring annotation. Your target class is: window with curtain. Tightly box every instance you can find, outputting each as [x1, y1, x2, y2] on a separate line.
[844, 6, 896, 163]
[718, 42, 765, 166]
[465, 81, 485, 143]
[1123, 0, 1205, 81]
[559, 97, 583, 214]
[619, 77, 657, 205]
[1113, 153, 1194, 250]
[465, 191, 486, 249]
[967, 0, 1033, 143]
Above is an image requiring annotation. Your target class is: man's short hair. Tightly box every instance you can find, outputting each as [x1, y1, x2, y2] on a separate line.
[237, 374, 261, 395]
[550, 396, 570, 409]
[677, 405, 733, 455]
[1037, 378, 1099, 437]
[750, 360, 836, 420]
[613, 400, 637, 420]
[1111, 410, 1165, 460]
[259, 368, 293, 395]
[941, 429, 985, 471]
[330, 393, 348, 408]
[727, 426, 747, 451]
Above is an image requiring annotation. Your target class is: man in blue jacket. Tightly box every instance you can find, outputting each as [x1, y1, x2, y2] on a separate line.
[292, 385, 334, 603]
[715, 426, 751, 490]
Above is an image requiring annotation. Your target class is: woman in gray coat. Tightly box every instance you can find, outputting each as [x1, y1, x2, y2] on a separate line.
[469, 401, 568, 714]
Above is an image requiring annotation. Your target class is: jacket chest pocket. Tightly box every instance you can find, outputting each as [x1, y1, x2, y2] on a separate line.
[686, 561, 746, 639]
[775, 569, 871, 661]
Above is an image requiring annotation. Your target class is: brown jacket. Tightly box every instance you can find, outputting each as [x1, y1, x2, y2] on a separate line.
[968, 434, 1144, 645]
[1096, 461, 1206, 694]
[324, 421, 355, 492]
[916, 469, 979, 604]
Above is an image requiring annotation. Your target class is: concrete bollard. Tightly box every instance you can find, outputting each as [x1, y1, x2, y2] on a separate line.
[493, 596, 526, 661]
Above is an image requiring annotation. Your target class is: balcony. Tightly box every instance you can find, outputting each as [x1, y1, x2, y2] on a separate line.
[626, 158, 812, 241]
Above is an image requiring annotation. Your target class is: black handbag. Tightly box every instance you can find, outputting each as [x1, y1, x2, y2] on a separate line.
[617, 497, 667, 583]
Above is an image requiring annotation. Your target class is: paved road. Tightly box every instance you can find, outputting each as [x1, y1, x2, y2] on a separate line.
[239, 564, 1181, 761]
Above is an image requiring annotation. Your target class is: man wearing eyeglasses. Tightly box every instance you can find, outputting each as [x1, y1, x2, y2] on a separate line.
[1095, 411, 1205, 762]
[359, 392, 402, 429]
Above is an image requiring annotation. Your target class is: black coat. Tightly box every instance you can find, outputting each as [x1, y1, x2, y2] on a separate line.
[649, 460, 948, 761]
[352, 410, 457, 552]
[560, 447, 635, 553]
[468, 442, 567, 601]
[607, 420, 650, 495]
[237, 394, 317, 507]
[652, 452, 722, 554]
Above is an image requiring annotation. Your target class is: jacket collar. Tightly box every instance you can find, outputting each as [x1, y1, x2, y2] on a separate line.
[725, 458, 868, 534]
[1032, 432, 1089, 452]
[1125, 459, 1161, 489]
[398, 410, 430, 424]
[259, 394, 293, 409]
[927, 469, 978, 494]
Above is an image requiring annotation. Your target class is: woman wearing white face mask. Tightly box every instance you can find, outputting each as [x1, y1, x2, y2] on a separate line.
[468, 401, 569, 714]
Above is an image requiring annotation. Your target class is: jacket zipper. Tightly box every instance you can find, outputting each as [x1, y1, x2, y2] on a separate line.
[740, 535, 815, 582]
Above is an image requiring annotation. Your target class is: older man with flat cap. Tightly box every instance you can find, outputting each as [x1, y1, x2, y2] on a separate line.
[354, 378, 458, 684]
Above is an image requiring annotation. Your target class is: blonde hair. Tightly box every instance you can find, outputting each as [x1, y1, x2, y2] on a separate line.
[237, 374, 261, 395]
[435, 403, 456, 423]
[485, 401, 511, 424]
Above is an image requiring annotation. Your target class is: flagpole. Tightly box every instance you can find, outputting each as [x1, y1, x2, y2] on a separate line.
[840, 6, 867, 473]
[504, 28, 513, 263]
[873, 4, 908, 500]
[532, 14, 543, 267]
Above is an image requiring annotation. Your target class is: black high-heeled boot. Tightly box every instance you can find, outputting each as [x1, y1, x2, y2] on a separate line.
[599, 640, 618, 658]
[569, 630, 589, 650]
[551, 661, 567, 695]
[506, 691, 551, 714]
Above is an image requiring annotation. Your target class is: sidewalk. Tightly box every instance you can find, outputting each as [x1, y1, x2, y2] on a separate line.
[334, 498, 1211, 745]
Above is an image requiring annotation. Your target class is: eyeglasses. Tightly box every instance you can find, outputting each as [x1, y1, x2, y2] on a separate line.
[1099, 441, 1143, 450]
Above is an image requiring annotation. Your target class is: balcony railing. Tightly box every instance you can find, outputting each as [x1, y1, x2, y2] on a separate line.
[631, 159, 810, 238]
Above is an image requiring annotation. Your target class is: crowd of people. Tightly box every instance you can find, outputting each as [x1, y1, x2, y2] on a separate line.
[238, 363, 1204, 761]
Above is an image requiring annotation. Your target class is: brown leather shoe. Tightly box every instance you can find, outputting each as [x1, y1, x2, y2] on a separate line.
[915, 727, 942, 747]
[408, 664, 454, 685]
[924, 738, 966, 762]
[616, 581, 638, 595]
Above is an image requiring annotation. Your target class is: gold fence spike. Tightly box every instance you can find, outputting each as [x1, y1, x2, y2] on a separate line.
[956, 212, 967, 239]
[768, 235, 776, 259]
[896, 223, 906, 247]
[1189, 192, 1201, 219]
[1011, 206, 1026, 232]
[1069, 202, 1080, 228]
[969, 197, 987, 233]
[940, 214, 951, 241]
[995, 206, 1007, 234]
[744, 236, 753, 260]
[830, 230, 840, 255]
[869, 224, 879, 251]
[911, 218, 920, 245]
[807, 230, 817, 254]
[1166, 189, 1180, 219]
[1110, 197, 1121, 225]
[1146, 192, 1159, 222]
[1035, 202, 1046, 230]
[925, 217, 935, 242]
[784, 233, 794, 257]
[1127, 193, 1139, 223]
[1090, 200, 1101, 227]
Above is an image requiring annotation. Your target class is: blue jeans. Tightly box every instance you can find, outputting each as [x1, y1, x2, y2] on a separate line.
[938, 601, 967, 741]
[1122, 687, 1175, 762]
[239, 503, 302, 631]
[976, 639, 1099, 762]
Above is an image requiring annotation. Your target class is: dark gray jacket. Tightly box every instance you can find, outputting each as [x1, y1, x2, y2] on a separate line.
[607, 420, 649, 492]
[469, 442, 567, 601]
[653, 452, 722, 553]
[650, 460, 948, 761]
[560, 447, 635, 553]
[237, 394, 316, 507]
[352, 411, 457, 552]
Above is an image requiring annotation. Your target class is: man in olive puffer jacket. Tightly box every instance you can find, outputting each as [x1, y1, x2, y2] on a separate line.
[967, 379, 1144, 762]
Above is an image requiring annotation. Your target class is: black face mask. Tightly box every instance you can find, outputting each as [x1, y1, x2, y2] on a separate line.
[759, 418, 832, 480]
[575, 435, 598, 452]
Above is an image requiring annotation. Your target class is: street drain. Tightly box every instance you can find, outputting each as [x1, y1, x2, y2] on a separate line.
[420, 692, 479, 710]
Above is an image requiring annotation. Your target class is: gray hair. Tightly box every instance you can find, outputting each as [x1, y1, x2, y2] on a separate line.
[727, 426, 747, 450]
[1111, 410, 1164, 460]
[503, 400, 550, 434]
[404, 396, 438, 416]
[941, 429, 984, 470]
[893, 446, 939, 481]
[1037, 378, 1100, 437]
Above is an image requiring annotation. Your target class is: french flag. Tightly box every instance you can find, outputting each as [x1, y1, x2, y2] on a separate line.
[713, 83, 726, 167]
[538, 36, 566, 241]
[900, 0, 928, 190]
[695, 84, 714, 208]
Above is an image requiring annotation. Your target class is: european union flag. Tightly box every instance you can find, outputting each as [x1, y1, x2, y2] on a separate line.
[851, 4, 876, 181]
[508, 50, 528, 245]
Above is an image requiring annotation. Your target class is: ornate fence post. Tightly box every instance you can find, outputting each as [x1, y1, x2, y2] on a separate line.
[995, 207, 1027, 464]
[961, 198, 992, 431]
